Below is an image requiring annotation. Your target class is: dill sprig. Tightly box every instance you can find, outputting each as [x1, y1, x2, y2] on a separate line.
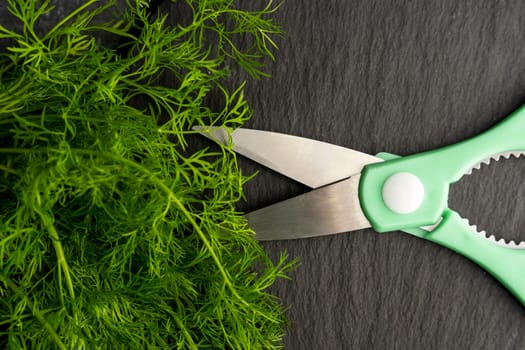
[0, 1, 295, 349]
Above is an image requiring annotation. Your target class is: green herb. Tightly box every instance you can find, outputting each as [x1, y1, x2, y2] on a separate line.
[0, 0, 295, 349]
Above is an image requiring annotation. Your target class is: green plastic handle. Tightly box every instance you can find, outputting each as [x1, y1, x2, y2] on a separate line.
[358, 105, 525, 305]
[375, 152, 525, 304]
[359, 105, 525, 232]
[402, 211, 525, 305]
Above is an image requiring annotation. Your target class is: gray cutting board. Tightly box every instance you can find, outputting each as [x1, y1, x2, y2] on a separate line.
[235, 1, 525, 349]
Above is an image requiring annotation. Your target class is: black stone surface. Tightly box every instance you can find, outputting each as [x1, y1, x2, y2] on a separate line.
[235, 1, 525, 349]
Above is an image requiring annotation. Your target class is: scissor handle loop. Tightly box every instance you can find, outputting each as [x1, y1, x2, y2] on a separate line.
[402, 210, 525, 306]
[359, 105, 525, 305]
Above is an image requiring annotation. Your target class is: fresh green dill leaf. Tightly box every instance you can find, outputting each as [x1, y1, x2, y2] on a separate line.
[0, 1, 295, 349]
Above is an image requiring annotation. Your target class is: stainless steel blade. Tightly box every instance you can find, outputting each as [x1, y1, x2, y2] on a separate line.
[246, 176, 371, 240]
[194, 127, 382, 188]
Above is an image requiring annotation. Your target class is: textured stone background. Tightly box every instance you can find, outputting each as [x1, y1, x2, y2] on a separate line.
[234, 1, 525, 349]
[4, 1, 524, 349]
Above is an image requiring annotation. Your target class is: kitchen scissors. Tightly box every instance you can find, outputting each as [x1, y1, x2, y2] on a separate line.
[196, 105, 525, 305]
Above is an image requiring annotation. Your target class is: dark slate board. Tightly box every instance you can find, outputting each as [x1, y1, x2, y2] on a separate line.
[234, 1, 525, 349]
[3, 1, 524, 349]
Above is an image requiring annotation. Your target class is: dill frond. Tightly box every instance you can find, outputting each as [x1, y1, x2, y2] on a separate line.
[0, 1, 295, 349]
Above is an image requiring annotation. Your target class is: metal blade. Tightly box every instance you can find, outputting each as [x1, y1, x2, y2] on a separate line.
[194, 127, 382, 188]
[246, 176, 371, 240]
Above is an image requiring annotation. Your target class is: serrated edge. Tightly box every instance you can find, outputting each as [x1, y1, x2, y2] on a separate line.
[460, 217, 525, 250]
[464, 151, 524, 175]
[459, 151, 525, 249]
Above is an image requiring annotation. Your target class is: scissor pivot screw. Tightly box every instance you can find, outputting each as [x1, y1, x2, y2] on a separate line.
[382, 172, 425, 214]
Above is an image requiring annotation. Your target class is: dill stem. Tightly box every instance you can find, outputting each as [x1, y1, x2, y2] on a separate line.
[0, 148, 36, 154]
[171, 313, 198, 350]
[44, 0, 102, 41]
[3, 276, 68, 350]
[42, 218, 76, 300]
[0, 164, 20, 175]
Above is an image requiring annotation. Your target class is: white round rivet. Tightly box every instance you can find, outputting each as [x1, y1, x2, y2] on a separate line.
[382, 172, 425, 214]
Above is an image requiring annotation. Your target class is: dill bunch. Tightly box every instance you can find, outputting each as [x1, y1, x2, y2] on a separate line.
[0, 0, 294, 349]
